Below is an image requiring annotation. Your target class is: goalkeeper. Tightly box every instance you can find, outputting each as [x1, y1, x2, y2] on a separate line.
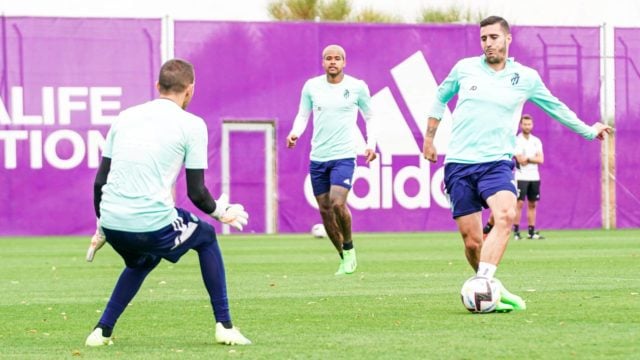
[85, 59, 251, 347]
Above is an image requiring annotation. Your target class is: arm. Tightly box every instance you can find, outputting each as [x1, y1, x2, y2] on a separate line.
[529, 72, 611, 140]
[423, 63, 460, 162]
[527, 151, 544, 165]
[422, 117, 440, 163]
[358, 81, 377, 163]
[93, 158, 111, 218]
[287, 82, 312, 149]
[186, 169, 216, 214]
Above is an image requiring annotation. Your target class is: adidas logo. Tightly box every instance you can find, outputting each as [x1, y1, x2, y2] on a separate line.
[344, 179, 351, 185]
[353, 51, 453, 159]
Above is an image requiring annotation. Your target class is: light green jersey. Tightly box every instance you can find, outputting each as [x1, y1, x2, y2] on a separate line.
[290, 74, 376, 162]
[100, 99, 208, 232]
[429, 55, 597, 164]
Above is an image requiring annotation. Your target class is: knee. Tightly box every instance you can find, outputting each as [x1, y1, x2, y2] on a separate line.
[331, 199, 347, 213]
[464, 237, 482, 253]
[494, 207, 516, 226]
[319, 205, 332, 218]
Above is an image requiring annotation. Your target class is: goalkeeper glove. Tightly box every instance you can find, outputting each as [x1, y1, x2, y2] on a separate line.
[210, 194, 249, 231]
[86, 219, 106, 262]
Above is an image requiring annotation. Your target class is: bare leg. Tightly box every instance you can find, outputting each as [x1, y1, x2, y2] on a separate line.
[527, 200, 537, 228]
[330, 186, 352, 244]
[455, 211, 483, 271]
[482, 190, 517, 265]
[514, 200, 524, 229]
[315, 192, 344, 254]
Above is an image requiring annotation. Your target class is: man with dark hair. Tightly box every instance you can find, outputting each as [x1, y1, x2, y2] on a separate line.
[85, 58, 251, 346]
[286, 44, 377, 275]
[513, 114, 545, 240]
[423, 16, 612, 312]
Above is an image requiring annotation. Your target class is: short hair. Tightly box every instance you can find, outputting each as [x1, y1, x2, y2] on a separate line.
[322, 44, 346, 59]
[157, 59, 194, 94]
[480, 16, 510, 34]
[521, 114, 533, 123]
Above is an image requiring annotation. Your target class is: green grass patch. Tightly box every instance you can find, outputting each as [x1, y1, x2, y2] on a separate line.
[0, 230, 639, 359]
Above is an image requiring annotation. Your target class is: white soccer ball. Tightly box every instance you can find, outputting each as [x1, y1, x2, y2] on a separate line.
[460, 276, 501, 313]
[311, 223, 327, 238]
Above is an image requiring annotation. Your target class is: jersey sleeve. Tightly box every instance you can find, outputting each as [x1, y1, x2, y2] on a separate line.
[184, 118, 209, 170]
[289, 81, 313, 137]
[528, 70, 597, 140]
[101, 115, 121, 158]
[357, 81, 377, 150]
[428, 62, 460, 121]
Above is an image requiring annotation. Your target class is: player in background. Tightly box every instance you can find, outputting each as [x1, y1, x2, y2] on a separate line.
[513, 115, 545, 240]
[85, 59, 251, 346]
[423, 16, 612, 312]
[286, 44, 378, 275]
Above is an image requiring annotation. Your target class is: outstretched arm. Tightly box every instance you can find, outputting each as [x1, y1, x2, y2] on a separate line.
[529, 72, 612, 140]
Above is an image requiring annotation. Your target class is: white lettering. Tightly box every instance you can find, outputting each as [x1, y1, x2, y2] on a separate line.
[42, 87, 55, 125]
[44, 130, 86, 169]
[0, 130, 28, 169]
[90, 87, 122, 125]
[393, 158, 430, 209]
[87, 130, 106, 167]
[58, 87, 88, 125]
[303, 156, 449, 211]
[30, 130, 43, 168]
[11, 87, 42, 125]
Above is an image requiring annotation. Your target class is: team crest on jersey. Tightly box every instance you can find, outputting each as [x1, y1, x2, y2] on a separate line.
[511, 72, 520, 85]
[343, 89, 350, 99]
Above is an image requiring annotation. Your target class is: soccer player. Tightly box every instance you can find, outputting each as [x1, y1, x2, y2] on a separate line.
[286, 44, 378, 275]
[85, 59, 251, 346]
[513, 115, 544, 240]
[422, 16, 612, 312]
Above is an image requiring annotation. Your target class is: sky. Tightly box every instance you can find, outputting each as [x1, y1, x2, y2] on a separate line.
[1, 0, 639, 27]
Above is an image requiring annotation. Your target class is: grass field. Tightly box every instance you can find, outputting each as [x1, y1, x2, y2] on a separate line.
[1, 230, 639, 359]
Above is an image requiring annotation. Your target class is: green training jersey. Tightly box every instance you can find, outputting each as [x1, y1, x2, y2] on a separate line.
[290, 74, 376, 162]
[429, 55, 596, 164]
[99, 99, 208, 232]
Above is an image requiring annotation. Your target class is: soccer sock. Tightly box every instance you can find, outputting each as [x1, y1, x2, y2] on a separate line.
[99, 264, 158, 329]
[342, 241, 353, 251]
[339, 252, 344, 259]
[96, 324, 113, 337]
[221, 321, 233, 329]
[513, 225, 520, 233]
[477, 262, 497, 279]
[483, 223, 494, 234]
[528, 225, 535, 236]
[196, 240, 231, 324]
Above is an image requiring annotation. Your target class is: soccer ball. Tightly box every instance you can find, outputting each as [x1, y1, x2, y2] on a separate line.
[311, 223, 327, 238]
[460, 276, 501, 313]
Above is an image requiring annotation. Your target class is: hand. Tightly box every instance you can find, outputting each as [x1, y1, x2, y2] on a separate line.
[422, 140, 437, 163]
[286, 134, 298, 148]
[592, 122, 613, 141]
[86, 219, 106, 262]
[210, 194, 249, 231]
[364, 149, 377, 163]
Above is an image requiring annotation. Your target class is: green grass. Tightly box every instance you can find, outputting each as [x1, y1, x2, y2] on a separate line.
[1, 230, 639, 359]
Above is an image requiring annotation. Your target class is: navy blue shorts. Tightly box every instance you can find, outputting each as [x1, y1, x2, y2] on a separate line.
[102, 208, 217, 268]
[444, 160, 517, 219]
[309, 158, 356, 196]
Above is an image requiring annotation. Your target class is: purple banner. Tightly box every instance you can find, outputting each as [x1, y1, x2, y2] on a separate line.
[174, 22, 603, 233]
[614, 28, 640, 228]
[0, 17, 161, 235]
